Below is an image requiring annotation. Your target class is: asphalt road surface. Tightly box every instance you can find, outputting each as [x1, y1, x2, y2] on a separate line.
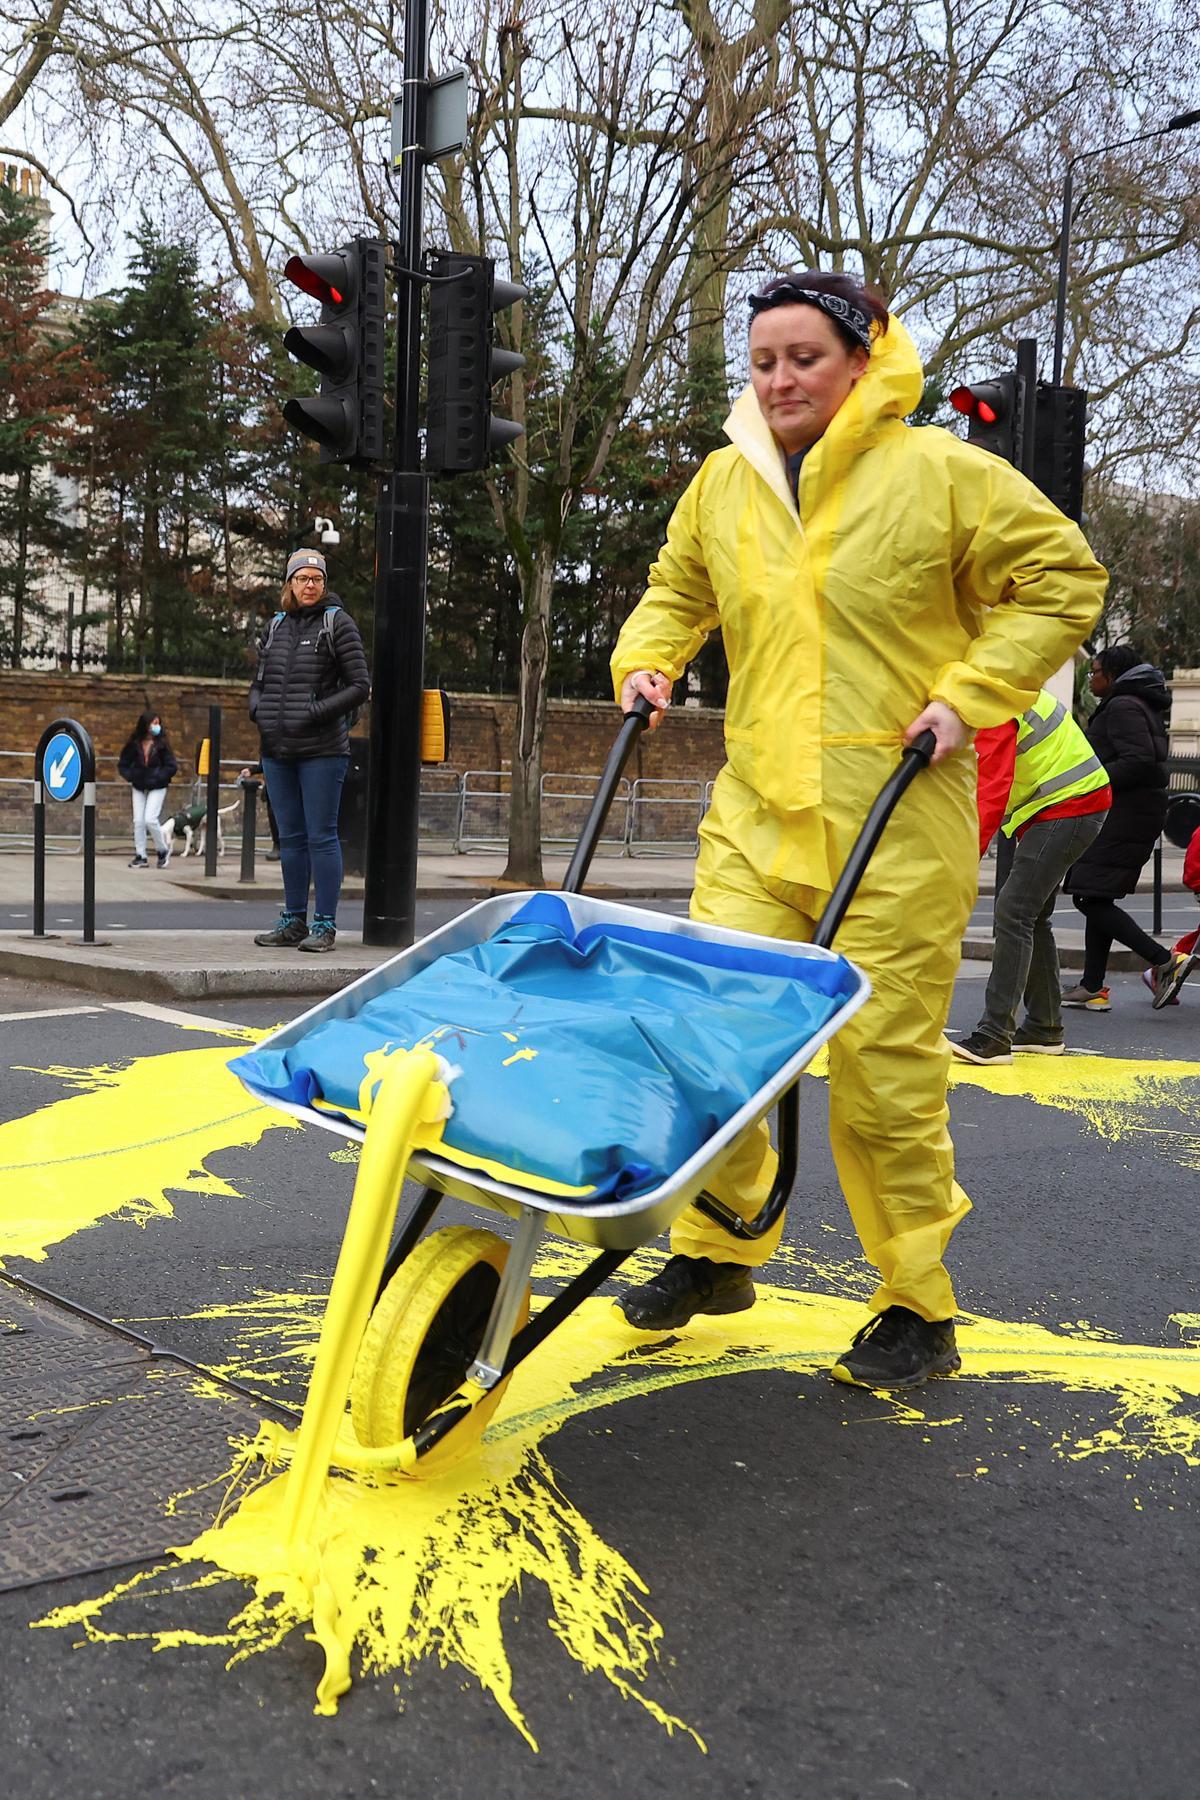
[2, 929, 1199, 1799]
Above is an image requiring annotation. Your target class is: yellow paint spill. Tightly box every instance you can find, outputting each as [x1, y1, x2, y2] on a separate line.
[0, 1046, 294, 1265]
[12, 1034, 1200, 1742]
[949, 1052, 1200, 1165]
[34, 1269, 1200, 1745]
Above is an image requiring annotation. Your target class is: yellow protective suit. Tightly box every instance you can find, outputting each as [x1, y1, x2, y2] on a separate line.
[611, 316, 1106, 1322]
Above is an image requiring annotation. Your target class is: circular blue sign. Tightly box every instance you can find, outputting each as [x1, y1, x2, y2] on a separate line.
[43, 730, 83, 803]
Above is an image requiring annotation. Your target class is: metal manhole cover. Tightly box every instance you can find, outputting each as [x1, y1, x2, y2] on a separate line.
[0, 1287, 268, 1591]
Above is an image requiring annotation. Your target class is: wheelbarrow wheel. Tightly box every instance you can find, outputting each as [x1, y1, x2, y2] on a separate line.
[351, 1225, 530, 1477]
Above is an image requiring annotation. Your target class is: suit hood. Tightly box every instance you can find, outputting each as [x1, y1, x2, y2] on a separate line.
[1109, 663, 1171, 714]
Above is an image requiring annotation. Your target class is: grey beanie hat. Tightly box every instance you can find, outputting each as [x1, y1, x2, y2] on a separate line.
[287, 548, 327, 582]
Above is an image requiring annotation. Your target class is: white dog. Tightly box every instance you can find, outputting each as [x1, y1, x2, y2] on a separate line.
[172, 798, 241, 859]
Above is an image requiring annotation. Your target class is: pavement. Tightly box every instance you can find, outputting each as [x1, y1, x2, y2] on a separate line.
[0, 842, 1191, 997]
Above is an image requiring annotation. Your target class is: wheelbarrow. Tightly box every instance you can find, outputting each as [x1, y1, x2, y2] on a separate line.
[230, 702, 937, 1489]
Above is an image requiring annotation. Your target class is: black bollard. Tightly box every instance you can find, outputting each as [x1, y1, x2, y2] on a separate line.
[204, 703, 222, 879]
[239, 779, 259, 884]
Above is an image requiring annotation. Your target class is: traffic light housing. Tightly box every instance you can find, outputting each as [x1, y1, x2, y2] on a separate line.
[1032, 384, 1087, 523]
[282, 240, 386, 467]
[949, 374, 1022, 464]
[425, 252, 528, 473]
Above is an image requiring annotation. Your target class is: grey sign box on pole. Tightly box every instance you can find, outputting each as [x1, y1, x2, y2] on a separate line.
[393, 68, 468, 164]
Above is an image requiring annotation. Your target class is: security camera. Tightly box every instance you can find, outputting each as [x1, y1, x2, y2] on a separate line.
[315, 516, 341, 546]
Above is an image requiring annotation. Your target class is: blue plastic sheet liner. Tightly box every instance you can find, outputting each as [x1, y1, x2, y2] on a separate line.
[233, 895, 859, 1202]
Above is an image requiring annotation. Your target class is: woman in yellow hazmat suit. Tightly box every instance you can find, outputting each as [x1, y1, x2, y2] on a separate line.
[612, 271, 1106, 1387]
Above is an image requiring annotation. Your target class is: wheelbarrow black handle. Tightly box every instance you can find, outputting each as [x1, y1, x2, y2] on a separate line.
[811, 727, 937, 949]
[694, 725, 937, 1245]
[562, 693, 656, 894]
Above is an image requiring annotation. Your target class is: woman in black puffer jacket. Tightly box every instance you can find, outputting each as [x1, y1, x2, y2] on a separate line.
[1064, 645, 1193, 1009]
[249, 548, 370, 952]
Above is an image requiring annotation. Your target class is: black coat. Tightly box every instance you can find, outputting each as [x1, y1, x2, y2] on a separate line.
[249, 593, 371, 761]
[118, 736, 178, 791]
[1067, 665, 1170, 900]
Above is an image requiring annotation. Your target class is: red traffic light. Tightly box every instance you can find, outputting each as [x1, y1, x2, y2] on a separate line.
[950, 386, 996, 423]
[284, 253, 352, 308]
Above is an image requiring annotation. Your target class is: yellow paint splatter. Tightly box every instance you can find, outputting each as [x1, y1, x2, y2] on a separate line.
[33, 1266, 1200, 1745]
[949, 1052, 1200, 1165]
[0, 1047, 294, 1266]
[13, 1035, 1200, 1742]
[501, 1046, 539, 1066]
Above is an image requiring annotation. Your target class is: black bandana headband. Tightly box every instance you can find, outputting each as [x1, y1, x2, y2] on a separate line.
[748, 281, 874, 354]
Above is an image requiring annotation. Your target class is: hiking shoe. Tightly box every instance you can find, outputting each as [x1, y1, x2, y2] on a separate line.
[618, 1255, 755, 1330]
[1013, 1028, 1066, 1054]
[1061, 983, 1110, 1011]
[832, 1306, 960, 1389]
[1149, 951, 1197, 1011]
[155, 846, 172, 869]
[264, 846, 281, 861]
[949, 1031, 1012, 1066]
[297, 923, 337, 953]
[253, 914, 309, 948]
[127, 855, 148, 868]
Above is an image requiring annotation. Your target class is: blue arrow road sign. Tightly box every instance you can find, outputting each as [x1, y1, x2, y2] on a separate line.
[43, 730, 82, 803]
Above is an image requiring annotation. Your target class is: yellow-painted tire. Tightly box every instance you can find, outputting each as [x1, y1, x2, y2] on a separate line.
[350, 1226, 530, 1477]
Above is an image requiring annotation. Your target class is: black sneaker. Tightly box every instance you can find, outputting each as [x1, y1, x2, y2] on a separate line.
[297, 923, 337, 953]
[1013, 1027, 1065, 1054]
[127, 855, 148, 868]
[1149, 950, 1198, 1010]
[831, 1305, 960, 1389]
[253, 914, 309, 947]
[155, 847, 172, 869]
[618, 1255, 755, 1330]
[949, 1031, 1012, 1066]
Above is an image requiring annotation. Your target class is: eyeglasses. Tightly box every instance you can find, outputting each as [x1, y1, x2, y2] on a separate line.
[293, 573, 324, 585]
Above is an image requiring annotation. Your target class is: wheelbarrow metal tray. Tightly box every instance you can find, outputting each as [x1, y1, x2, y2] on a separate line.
[234, 891, 870, 1251]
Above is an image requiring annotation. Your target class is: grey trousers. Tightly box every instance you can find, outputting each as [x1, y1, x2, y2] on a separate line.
[978, 811, 1106, 1045]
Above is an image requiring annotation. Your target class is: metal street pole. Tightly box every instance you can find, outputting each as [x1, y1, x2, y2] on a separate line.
[1052, 110, 1200, 387]
[363, 0, 430, 948]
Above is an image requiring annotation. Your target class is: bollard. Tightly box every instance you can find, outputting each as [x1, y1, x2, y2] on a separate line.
[1153, 839, 1163, 937]
[204, 703, 222, 878]
[240, 780, 259, 884]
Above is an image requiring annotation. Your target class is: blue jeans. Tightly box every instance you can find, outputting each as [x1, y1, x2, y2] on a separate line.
[978, 811, 1105, 1044]
[261, 755, 349, 921]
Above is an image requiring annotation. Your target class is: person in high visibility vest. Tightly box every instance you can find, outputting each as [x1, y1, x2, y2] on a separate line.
[951, 690, 1111, 1064]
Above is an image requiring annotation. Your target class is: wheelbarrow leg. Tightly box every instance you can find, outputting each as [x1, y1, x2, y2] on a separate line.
[691, 1079, 801, 1242]
[468, 1207, 546, 1389]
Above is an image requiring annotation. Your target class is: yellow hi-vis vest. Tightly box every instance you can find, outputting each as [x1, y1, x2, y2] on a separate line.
[1002, 690, 1109, 837]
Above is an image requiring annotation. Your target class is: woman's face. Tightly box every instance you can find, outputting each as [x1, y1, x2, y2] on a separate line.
[292, 569, 326, 607]
[749, 305, 868, 454]
[1089, 661, 1111, 697]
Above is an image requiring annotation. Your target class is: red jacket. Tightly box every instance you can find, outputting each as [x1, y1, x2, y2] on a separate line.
[975, 719, 1110, 859]
[1185, 828, 1200, 894]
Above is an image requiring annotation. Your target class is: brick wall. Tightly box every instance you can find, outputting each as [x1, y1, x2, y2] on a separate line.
[0, 672, 728, 838]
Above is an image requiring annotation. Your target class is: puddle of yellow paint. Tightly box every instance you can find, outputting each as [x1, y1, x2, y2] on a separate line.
[15, 1033, 1200, 1741]
[949, 1052, 1200, 1166]
[34, 1269, 1200, 1747]
[0, 1046, 295, 1265]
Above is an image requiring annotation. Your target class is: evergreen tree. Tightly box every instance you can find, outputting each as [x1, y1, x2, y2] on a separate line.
[0, 181, 94, 667]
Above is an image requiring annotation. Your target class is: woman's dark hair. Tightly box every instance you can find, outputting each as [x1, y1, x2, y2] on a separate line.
[749, 269, 890, 354]
[1095, 644, 1142, 680]
[126, 710, 169, 748]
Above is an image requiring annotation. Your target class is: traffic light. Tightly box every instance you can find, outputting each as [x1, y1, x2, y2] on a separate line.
[425, 252, 528, 473]
[282, 240, 386, 467]
[1032, 384, 1087, 523]
[949, 374, 1022, 464]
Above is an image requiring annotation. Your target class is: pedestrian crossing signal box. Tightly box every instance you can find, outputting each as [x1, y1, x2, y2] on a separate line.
[421, 690, 451, 765]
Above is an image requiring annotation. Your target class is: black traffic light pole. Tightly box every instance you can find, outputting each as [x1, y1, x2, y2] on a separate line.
[363, 0, 430, 948]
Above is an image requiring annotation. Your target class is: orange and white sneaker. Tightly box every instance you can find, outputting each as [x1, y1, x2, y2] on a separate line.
[1061, 983, 1111, 1011]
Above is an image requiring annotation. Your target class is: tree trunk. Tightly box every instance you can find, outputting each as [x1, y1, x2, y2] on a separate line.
[11, 466, 31, 668]
[501, 544, 556, 886]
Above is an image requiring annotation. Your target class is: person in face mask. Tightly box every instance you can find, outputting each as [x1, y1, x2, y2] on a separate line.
[117, 710, 178, 868]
